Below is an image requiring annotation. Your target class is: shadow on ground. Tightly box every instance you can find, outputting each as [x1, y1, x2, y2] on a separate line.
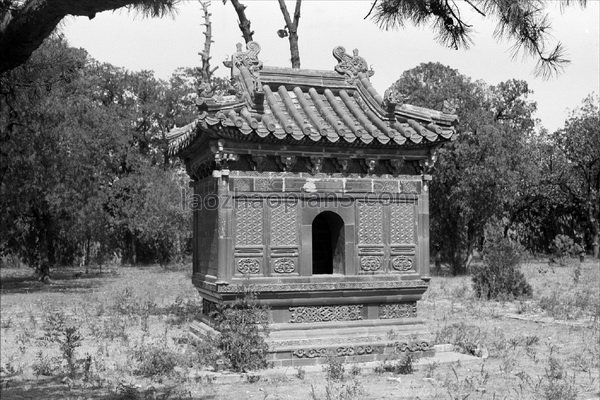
[0, 376, 217, 400]
[0, 376, 109, 399]
[0, 268, 116, 295]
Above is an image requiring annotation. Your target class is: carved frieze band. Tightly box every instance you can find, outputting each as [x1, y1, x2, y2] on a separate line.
[379, 302, 417, 319]
[360, 256, 381, 272]
[206, 279, 429, 293]
[273, 258, 295, 274]
[235, 201, 263, 246]
[289, 305, 363, 323]
[237, 258, 261, 274]
[290, 342, 430, 358]
[293, 346, 374, 359]
[390, 203, 415, 244]
[395, 341, 432, 352]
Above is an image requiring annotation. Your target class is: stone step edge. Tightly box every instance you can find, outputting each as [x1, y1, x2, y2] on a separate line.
[183, 345, 480, 385]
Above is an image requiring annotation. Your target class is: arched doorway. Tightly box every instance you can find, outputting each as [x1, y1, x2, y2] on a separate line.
[312, 211, 345, 274]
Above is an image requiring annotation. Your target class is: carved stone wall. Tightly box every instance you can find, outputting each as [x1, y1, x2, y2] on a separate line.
[379, 302, 417, 319]
[390, 202, 415, 244]
[235, 200, 263, 246]
[357, 202, 382, 244]
[270, 203, 297, 246]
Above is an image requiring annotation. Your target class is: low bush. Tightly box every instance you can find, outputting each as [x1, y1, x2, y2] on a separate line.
[323, 353, 345, 381]
[40, 310, 83, 377]
[472, 221, 532, 299]
[374, 353, 413, 375]
[210, 288, 270, 372]
[32, 351, 60, 376]
[543, 356, 577, 400]
[131, 342, 181, 377]
[550, 234, 584, 266]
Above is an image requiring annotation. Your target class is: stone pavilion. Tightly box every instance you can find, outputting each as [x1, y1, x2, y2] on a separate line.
[168, 42, 458, 366]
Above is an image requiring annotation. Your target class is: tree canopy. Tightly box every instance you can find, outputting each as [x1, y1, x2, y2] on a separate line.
[0, 35, 193, 269]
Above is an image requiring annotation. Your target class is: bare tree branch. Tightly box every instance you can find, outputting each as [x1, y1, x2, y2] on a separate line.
[227, 0, 253, 43]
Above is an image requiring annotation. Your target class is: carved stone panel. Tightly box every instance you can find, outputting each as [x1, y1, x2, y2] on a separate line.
[379, 302, 417, 319]
[270, 203, 297, 247]
[272, 257, 295, 274]
[391, 256, 414, 272]
[289, 305, 363, 323]
[237, 258, 261, 274]
[235, 201, 263, 246]
[293, 345, 376, 358]
[390, 202, 415, 244]
[358, 202, 382, 244]
[360, 255, 382, 272]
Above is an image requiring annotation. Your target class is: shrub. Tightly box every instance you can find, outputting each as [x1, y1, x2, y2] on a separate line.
[374, 353, 413, 375]
[472, 222, 532, 299]
[32, 351, 60, 376]
[323, 353, 345, 381]
[543, 357, 577, 400]
[40, 310, 83, 377]
[550, 234, 584, 266]
[211, 288, 270, 372]
[131, 343, 180, 377]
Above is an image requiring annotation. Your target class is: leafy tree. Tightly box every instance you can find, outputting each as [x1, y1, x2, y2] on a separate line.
[553, 94, 600, 257]
[367, 0, 586, 78]
[389, 62, 537, 274]
[1, 35, 192, 271]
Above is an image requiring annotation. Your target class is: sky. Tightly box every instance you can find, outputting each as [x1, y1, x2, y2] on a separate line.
[62, 1, 600, 132]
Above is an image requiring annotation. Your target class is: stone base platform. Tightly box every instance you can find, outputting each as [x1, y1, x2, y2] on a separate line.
[190, 316, 434, 367]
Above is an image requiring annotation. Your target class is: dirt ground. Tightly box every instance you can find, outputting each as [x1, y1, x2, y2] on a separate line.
[1, 259, 598, 399]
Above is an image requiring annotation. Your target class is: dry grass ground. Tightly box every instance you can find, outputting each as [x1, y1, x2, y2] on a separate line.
[0, 259, 598, 399]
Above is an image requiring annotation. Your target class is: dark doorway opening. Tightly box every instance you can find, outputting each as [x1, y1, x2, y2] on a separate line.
[312, 211, 345, 274]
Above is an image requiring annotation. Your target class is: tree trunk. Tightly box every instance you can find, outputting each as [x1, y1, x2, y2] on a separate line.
[288, 30, 300, 69]
[0, 0, 176, 74]
[228, 0, 254, 44]
[277, 0, 301, 69]
[199, 1, 216, 83]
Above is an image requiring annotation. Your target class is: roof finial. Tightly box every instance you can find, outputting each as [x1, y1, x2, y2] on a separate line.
[333, 46, 374, 83]
[224, 41, 263, 77]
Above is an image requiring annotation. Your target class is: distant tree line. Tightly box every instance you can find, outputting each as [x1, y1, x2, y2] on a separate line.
[390, 62, 599, 274]
[0, 35, 213, 270]
[1, 36, 598, 276]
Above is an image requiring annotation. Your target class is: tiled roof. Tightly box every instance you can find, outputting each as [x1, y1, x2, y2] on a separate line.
[168, 42, 457, 156]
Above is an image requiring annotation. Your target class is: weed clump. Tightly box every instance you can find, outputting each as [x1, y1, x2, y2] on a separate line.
[131, 342, 181, 377]
[543, 356, 577, 400]
[435, 322, 487, 357]
[323, 353, 345, 381]
[210, 288, 270, 372]
[472, 222, 532, 300]
[374, 353, 414, 375]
